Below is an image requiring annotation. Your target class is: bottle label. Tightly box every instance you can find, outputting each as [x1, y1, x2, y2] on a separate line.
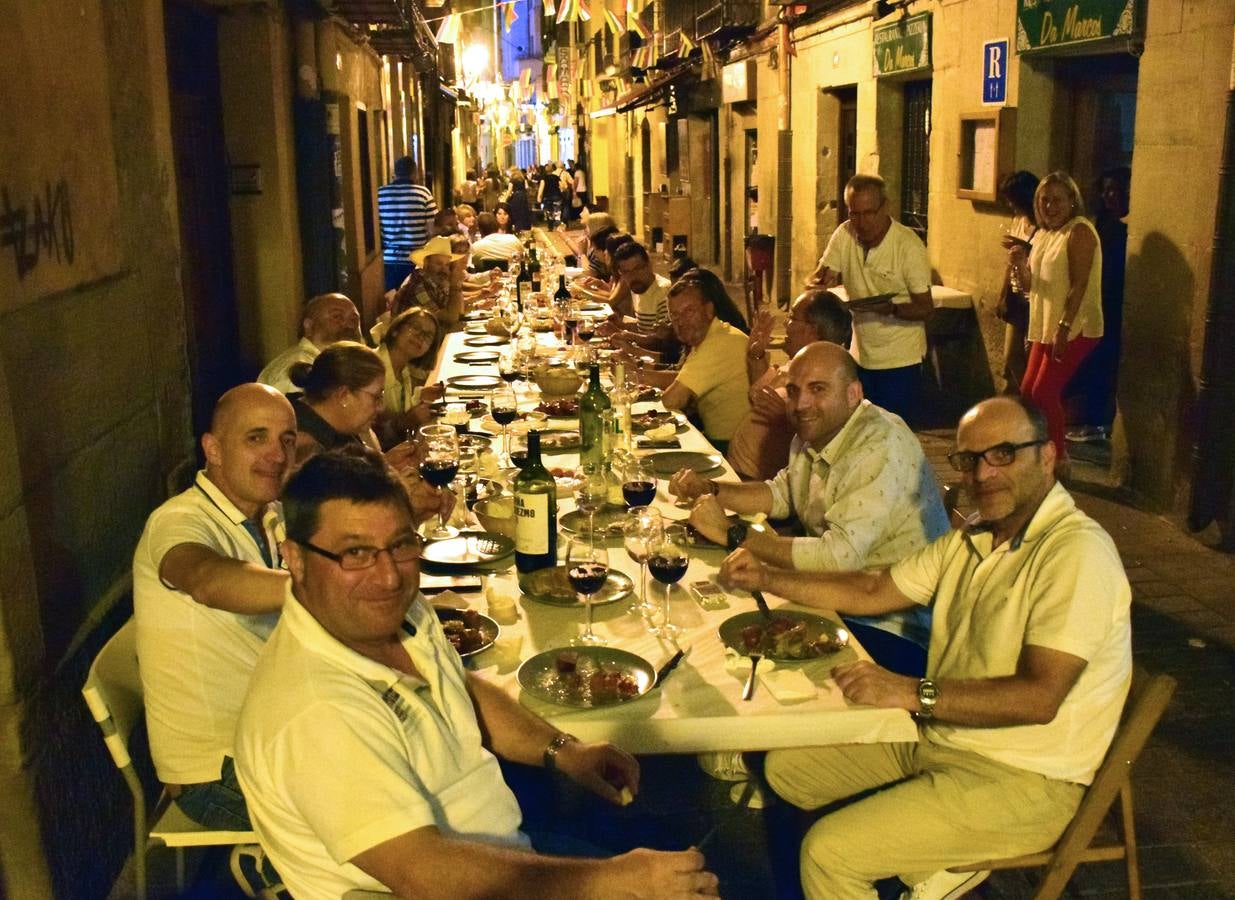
[517, 282, 530, 307]
[514, 492, 550, 554]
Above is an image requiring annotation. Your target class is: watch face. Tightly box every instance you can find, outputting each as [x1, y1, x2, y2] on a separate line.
[918, 680, 940, 703]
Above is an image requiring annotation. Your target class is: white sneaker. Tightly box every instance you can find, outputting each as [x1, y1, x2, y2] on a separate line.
[900, 869, 990, 900]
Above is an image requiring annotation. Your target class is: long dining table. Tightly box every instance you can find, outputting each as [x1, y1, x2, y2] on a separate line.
[421, 296, 918, 757]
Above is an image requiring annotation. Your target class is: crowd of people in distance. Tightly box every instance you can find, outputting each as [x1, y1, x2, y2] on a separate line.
[125, 159, 1133, 900]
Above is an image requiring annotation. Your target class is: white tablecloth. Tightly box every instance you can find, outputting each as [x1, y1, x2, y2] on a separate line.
[427, 321, 918, 754]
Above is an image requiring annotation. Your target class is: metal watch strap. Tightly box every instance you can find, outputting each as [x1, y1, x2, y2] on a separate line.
[543, 732, 578, 771]
[916, 678, 940, 720]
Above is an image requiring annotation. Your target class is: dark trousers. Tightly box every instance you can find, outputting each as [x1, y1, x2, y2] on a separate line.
[176, 756, 252, 830]
[857, 363, 922, 425]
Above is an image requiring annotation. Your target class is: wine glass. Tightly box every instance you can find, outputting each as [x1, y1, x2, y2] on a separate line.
[498, 349, 521, 385]
[576, 315, 596, 343]
[646, 525, 689, 638]
[456, 446, 480, 508]
[624, 506, 663, 620]
[418, 424, 460, 540]
[621, 457, 657, 509]
[490, 384, 518, 464]
[574, 463, 609, 540]
[567, 538, 609, 646]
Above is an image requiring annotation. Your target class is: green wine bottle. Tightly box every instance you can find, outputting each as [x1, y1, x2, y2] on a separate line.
[579, 363, 612, 468]
[514, 430, 557, 586]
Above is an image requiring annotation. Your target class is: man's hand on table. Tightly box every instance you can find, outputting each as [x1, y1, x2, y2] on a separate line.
[554, 739, 641, 806]
[831, 660, 918, 711]
[668, 468, 712, 503]
[718, 548, 768, 593]
[599, 848, 719, 899]
[688, 495, 731, 546]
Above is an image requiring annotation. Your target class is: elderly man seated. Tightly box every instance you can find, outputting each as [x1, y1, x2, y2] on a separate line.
[728, 289, 853, 481]
[236, 449, 718, 900]
[671, 342, 947, 674]
[719, 396, 1132, 900]
[395, 236, 466, 329]
[632, 271, 750, 450]
[259, 293, 362, 395]
[133, 383, 297, 828]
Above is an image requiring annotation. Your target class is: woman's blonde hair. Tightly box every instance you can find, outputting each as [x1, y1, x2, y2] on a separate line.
[1033, 171, 1086, 229]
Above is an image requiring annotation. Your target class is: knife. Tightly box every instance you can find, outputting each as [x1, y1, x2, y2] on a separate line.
[654, 648, 686, 687]
[751, 590, 773, 621]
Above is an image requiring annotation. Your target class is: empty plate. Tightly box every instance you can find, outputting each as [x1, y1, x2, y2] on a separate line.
[463, 336, 509, 347]
[421, 533, 514, 565]
[446, 375, 504, 390]
[647, 451, 725, 477]
[454, 350, 501, 364]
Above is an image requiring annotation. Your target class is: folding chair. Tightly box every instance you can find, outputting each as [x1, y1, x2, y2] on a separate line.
[82, 619, 261, 899]
[949, 667, 1177, 899]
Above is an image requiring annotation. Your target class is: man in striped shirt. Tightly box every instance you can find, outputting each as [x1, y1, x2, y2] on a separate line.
[378, 156, 437, 291]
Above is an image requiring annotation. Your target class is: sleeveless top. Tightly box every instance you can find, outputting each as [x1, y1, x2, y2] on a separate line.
[1027, 216, 1103, 343]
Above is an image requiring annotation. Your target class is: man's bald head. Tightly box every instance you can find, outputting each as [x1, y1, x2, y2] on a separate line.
[785, 341, 864, 449]
[957, 395, 1049, 446]
[303, 293, 362, 346]
[204, 384, 297, 516]
[789, 340, 860, 386]
[210, 383, 294, 436]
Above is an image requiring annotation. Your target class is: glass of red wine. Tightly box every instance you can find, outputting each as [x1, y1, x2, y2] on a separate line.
[624, 506, 663, 620]
[567, 538, 609, 646]
[576, 316, 596, 343]
[621, 457, 657, 509]
[646, 524, 689, 638]
[490, 384, 518, 465]
[417, 424, 460, 540]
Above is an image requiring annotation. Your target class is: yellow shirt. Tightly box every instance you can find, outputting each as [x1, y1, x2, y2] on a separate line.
[674, 317, 751, 442]
[376, 345, 425, 414]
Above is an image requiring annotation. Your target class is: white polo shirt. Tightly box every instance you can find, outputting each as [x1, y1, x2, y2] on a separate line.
[235, 591, 527, 900]
[258, 337, 320, 395]
[820, 220, 932, 370]
[132, 472, 283, 784]
[890, 483, 1132, 784]
[632, 274, 671, 330]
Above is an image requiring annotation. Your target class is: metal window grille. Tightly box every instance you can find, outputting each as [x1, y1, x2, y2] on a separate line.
[901, 79, 931, 242]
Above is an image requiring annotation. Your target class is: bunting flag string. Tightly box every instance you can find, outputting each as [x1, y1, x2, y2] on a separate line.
[434, 11, 462, 43]
[631, 43, 653, 70]
[678, 30, 697, 55]
[604, 8, 626, 35]
[699, 39, 717, 78]
[504, 0, 519, 32]
[543, 0, 557, 18]
[628, 14, 650, 40]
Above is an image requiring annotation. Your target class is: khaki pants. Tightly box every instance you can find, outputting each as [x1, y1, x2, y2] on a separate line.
[765, 737, 1084, 900]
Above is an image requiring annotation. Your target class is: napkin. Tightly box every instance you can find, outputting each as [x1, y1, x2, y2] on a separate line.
[759, 668, 818, 703]
[723, 648, 777, 677]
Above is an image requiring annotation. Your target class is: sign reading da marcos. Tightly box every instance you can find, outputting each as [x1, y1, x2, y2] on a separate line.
[1016, 0, 1137, 53]
[872, 13, 931, 78]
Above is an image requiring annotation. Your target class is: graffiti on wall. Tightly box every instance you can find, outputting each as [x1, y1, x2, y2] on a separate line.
[0, 180, 74, 280]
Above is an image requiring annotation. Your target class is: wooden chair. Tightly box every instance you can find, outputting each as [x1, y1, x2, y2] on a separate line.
[949, 667, 1177, 899]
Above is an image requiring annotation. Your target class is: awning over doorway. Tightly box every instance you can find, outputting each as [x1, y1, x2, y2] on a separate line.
[615, 64, 694, 114]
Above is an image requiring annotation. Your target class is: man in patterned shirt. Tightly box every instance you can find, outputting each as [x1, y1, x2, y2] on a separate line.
[378, 156, 437, 291]
[669, 341, 947, 673]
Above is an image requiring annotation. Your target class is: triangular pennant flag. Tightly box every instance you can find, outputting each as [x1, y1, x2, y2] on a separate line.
[700, 39, 716, 77]
[628, 15, 650, 40]
[435, 12, 461, 44]
[678, 31, 696, 55]
[520, 67, 533, 94]
[578, 0, 591, 21]
[555, 0, 572, 25]
[544, 0, 556, 18]
[626, 0, 637, 14]
[504, 1, 519, 33]
[604, 8, 626, 35]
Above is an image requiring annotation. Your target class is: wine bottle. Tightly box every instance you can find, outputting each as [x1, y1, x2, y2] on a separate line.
[579, 363, 611, 468]
[514, 430, 557, 587]
[516, 256, 532, 311]
[554, 273, 571, 308]
[527, 247, 541, 294]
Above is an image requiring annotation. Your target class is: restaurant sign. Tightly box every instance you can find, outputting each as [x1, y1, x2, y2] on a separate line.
[872, 13, 931, 78]
[1016, 0, 1136, 54]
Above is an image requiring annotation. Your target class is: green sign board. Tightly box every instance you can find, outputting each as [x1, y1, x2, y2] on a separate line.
[1016, 0, 1136, 53]
[873, 12, 931, 78]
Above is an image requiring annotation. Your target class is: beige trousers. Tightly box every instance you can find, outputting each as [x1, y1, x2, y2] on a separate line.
[765, 737, 1084, 900]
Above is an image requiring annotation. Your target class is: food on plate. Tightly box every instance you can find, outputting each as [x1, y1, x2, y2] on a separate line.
[537, 398, 579, 417]
[485, 318, 512, 337]
[537, 652, 641, 706]
[739, 617, 847, 660]
[438, 608, 488, 655]
[631, 410, 677, 433]
[540, 430, 580, 450]
[634, 386, 661, 403]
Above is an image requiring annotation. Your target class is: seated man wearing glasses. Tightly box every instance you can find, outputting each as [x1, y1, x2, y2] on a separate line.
[719, 396, 1132, 900]
[236, 448, 717, 900]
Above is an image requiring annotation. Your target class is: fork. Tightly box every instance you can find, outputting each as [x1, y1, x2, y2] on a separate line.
[471, 535, 506, 555]
[742, 653, 762, 701]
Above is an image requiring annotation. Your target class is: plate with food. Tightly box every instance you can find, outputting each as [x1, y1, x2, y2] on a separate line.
[454, 350, 501, 364]
[463, 335, 509, 347]
[548, 466, 584, 496]
[560, 504, 630, 539]
[647, 451, 725, 478]
[433, 398, 487, 416]
[457, 432, 493, 453]
[718, 610, 851, 662]
[536, 398, 579, 418]
[518, 647, 655, 708]
[520, 565, 634, 608]
[446, 374, 505, 391]
[434, 606, 499, 658]
[421, 532, 515, 565]
[539, 430, 581, 452]
[631, 410, 688, 434]
[634, 386, 662, 403]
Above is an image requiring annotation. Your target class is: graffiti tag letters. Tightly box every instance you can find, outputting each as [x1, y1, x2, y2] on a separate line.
[0, 179, 74, 279]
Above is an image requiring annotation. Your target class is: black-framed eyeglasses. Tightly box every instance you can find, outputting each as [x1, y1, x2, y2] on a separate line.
[298, 536, 422, 571]
[948, 440, 1047, 473]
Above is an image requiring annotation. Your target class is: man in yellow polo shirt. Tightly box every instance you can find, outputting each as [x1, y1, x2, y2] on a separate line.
[655, 270, 751, 448]
[719, 395, 1132, 900]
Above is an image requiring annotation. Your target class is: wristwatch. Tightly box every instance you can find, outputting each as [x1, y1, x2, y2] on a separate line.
[916, 679, 940, 719]
[726, 522, 750, 552]
[542, 732, 578, 771]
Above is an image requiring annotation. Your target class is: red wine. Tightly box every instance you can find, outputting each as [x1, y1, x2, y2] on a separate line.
[648, 554, 688, 585]
[568, 563, 608, 596]
[510, 450, 529, 469]
[419, 459, 459, 488]
[577, 324, 595, 342]
[622, 481, 657, 508]
[492, 407, 518, 426]
[565, 317, 580, 342]
[499, 370, 521, 383]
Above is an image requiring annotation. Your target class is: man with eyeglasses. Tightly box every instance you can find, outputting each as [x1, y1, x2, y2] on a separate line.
[719, 396, 1131, 900]
[806, 174, 933, 423]
[258, 293, 363, 396]
[236, 448, 718, 900]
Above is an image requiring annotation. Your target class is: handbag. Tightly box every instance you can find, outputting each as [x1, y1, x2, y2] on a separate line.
[996, 273, 1030, 331]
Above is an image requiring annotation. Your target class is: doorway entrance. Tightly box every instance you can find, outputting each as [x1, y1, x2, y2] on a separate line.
[835, 87, 857, 223]
[164, 1, 246, 437]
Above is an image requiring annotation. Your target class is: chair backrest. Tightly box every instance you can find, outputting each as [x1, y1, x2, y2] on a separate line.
[81, 619, 144, 770]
